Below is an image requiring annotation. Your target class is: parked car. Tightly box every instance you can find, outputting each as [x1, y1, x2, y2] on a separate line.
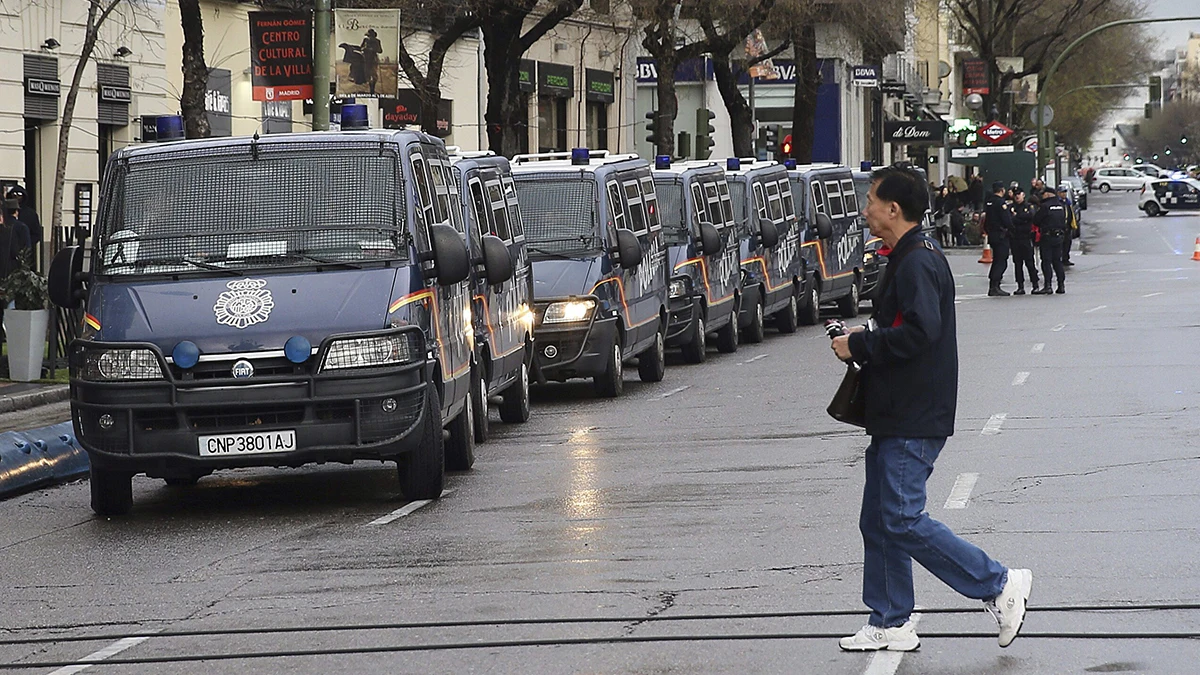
[1093, 167, 1149, 192]
[1139, 177, 1200, 216]
[652, 158, 742, 362]
[789, 162, 864, 319]
[49, 115, 474, 515]
[449, 151, 535, 444]
[1064, 176, 1088, 210]
[511, 149, 668, 397]
[1132, 163, 1170, 179]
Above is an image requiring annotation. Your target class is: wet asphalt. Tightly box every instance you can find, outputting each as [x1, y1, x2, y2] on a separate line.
[2, 190, 1200, 674]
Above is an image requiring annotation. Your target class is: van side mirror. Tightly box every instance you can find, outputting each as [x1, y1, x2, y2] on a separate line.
[480, 235, 514, 285]
[49, 246, 86, 309]
[815, 213, 834, 240]
[614, 228, 643, 268]
[428, 224, 470, 286]
[698, 222, 721, 256]
[758, 219, 780, 249]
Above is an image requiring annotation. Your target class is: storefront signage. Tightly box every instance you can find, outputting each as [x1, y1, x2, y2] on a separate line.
[25, 78, 61, 97]
[883, 120, 946, 145]
[962, 58, 989, 95]
[141, 115, 159, 142]
[978, 120, 1014, 144]
[636, 57, 713, 83]
[538, 62, 574, 97]
[381, 91, 452, 137]
[206, 68, 232, 137]
[100, 85, 132, 103]
[249, 12, 314, 101]
[852, 65, 879, 87]
[585, 69, 615, 103]
[519, 59, 535, 93]
[880, 80, 907, 95]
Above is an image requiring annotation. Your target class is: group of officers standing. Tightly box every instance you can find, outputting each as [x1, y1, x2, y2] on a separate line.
[982, 178, 1078, 297]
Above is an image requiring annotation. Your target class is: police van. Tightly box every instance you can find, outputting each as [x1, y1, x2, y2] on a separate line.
[724, 158, 811, 342]
[651, 158, 742, 362]
[790, 163, 863, 319]
[511, 150, 668, 397]
[448, 151, 535, 445]
[49, 112, 475, 515]
[851, 170, 885, 301]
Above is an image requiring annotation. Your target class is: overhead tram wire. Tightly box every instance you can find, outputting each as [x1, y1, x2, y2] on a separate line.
[5, 601, 1200, 648]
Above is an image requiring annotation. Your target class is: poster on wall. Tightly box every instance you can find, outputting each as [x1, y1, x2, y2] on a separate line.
[206, 68, 232, 137]
[961, 58, 989, 95]
[249, 12, 314, 101]
[334, 9, 399, 98]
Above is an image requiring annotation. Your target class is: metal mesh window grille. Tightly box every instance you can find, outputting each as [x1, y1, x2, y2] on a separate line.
[654, 181, 687, 245]
[101, 144, 404, 274]
[513, 175, 600, 255]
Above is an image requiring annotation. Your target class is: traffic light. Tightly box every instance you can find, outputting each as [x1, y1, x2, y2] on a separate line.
[1153, 153, 1159, 160]
[696, 108, 716, 160]
[645, 110, 658, 146]
[764, 124, 780, 157]
[1165, 145, 1172, 156]
[1123, 153, 1130, 161]
[1182, 134, 1189, 145]
[781, 133, 793, 157]
[1149, 75, 1162, 104]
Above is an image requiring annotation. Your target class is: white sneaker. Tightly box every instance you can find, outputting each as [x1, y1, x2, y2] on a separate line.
[986, 568, 1033, 647]
[838, 621, 920, 652]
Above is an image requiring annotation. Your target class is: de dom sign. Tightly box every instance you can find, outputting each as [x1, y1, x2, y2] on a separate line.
[883, 120, 947, 145]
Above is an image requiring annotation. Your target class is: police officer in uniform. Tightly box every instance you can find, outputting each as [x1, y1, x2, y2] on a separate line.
[1009, 188, 1039, 295]
[983, 182, 1013, 297]
[1033, 187, 1067, 294]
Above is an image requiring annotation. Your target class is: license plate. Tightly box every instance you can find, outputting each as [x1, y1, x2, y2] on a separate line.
[198, 430, 296, 456]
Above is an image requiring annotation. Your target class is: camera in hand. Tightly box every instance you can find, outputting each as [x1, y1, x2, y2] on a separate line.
[825, 319, 848, 339]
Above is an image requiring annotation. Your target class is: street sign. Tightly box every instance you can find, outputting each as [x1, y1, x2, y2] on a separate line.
[1022, 136, 1038, 153]
[1029, 104, 1054, 126]
[852, 65, 879, 88]
[978, 120, 1014, 144]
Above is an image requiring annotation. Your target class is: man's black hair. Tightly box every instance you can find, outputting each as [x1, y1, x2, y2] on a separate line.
[870, 164, 929, 224]
[991, 181, 1006, 193]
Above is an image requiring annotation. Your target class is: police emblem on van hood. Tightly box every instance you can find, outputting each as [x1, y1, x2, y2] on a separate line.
[214, 279, 275, 329]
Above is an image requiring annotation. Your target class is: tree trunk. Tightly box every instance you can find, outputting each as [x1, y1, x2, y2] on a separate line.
[711, 55, 755, 158]
[179, 0, 211, 139]
[653, 56, 678, 158]
[483, 19, 527, 157]
[789, 24, 820, 163]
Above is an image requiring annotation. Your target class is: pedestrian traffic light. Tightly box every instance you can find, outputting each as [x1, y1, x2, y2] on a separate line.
[764, 124, 780, 157]
[1123, 153, 1130, 161]
[781, 133, 793, 157]
[696, 108, 716, 160]
[645, 110, 658, 146]
[1149, 75, 1162, 104]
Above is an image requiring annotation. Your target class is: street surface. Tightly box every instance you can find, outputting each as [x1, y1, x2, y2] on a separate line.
[2, 190, 1200, 673]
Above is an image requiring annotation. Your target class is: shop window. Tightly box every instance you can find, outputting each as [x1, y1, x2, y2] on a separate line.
[538, 96, 568, 153]
[587, 101, 608, 150]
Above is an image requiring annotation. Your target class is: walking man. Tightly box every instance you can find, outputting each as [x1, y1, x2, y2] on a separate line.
[983, 181, 1013, 296]
[831, 165, 1032, 652]
[1009, 188, 1039, 294]
[1033, 186, 1068, 294]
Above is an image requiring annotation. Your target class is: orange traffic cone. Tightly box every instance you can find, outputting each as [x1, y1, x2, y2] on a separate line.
[1192, 237, 1200, 261]
[978, 234, 993, 264]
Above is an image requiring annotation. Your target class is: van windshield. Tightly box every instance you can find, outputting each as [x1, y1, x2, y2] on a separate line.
[654, 182, 689, 245]
[513, 176, 602, 258]
[97, 144, 406, 275]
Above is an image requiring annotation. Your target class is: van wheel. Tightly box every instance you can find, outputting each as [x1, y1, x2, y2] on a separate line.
[1143, 202, 1161, 217]
[800, 284, 820, 326]
[1099, 183, 1111, 193]
[90, 465, 133, 516]
[838, 277, 861, 318]
[445, 385, 476, 471]
[594, 340, 624, 398]
[775, 289, 799, 334]
[681, 315, 707, 364]
[499, 360, 531, 423]
[744, 296, 765, 344]
[638, 328, 666, 382]
[398, 387, 445, 499]
[470, 367, 489, 443]
[716, 312, 739, 353]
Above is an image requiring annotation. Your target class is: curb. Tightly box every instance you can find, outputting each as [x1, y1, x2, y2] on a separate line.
[0, 385, 70, 414]
[0, 421, 88, 499]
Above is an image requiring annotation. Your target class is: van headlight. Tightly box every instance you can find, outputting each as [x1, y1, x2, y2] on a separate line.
[321, 332, 421, 371]
[80, 349, 164, 381]
[668, 277, 690, 299]
[542, 299, 596, 324]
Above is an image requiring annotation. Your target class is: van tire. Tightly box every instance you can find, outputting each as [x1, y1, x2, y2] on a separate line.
[471, 367, 489, 443]
[638, 328, 666, 382]
[445, 386, 476, 471]
[801, 284, 820, 325]
[398, 387, 445, 500]
[838, 277, 861, 318]
[499, 361, 531, 423]
[594, 340, 624, 398]
[716, 314, 738, 352]
[90, 465, 133, 516]
[681, 315, 707, 363]
[775, 289, 799, 334]
[744, 295, 765, 344]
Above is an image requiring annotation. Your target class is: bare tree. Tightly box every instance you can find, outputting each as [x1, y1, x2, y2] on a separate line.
[396, 12, 481, 136]
[703, 24, 789, 157]
[178, 0, 211, 138]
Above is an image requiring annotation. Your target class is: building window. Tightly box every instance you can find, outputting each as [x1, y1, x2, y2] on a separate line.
[538, 95, 568, 153]
[587, 101, 608, 150]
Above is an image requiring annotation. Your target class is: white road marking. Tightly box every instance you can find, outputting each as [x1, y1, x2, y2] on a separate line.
[1011, 372, 1029, 386]
[1143, 292, 1163, 298]
[1114, 234, 1127, 239]
[48, 636, 154, 675]
[944, 473, 980, 509]
[739, 354, 769, 365]
[365, 489, 454, 526]
[1051, 323, 1066, 332]
[862, 613, 922, 675]
[1084, 305, 1107, 314]
[659, 385, 691, 398]
[981, 413, 1007, 436]
[1031, 343, 1045, 353]
[1118, 250, 1132, 254]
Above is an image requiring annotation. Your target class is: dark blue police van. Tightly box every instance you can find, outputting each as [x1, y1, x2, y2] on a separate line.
[511, 150, 668, 397]
[790, 163, 864, 319]
[724, 158, 813, 342]
[448, 151, 535, 445]
[49, 115, 476, 515]
[652, 158, 742, 362]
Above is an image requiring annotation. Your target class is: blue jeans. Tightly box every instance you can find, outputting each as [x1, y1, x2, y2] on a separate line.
[860, 436, 1008, 627]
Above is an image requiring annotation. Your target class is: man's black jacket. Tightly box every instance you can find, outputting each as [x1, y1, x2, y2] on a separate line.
[1010, 201, 1036, 239]
[983, 194, 1012, 240]
[1034, 195, 1068, 239]
[848, 227, 957, 438]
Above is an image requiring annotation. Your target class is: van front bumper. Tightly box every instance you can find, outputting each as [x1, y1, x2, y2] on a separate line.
[665, 295, 698, 346]
[532, 309, 618, 381]
[69, 331, 432, 475]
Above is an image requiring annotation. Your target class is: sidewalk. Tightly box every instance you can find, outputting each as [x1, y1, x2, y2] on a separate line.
[0, 381, 69, 414]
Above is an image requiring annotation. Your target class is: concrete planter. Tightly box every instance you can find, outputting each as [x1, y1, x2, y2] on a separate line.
[5, 309, 49, 382]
